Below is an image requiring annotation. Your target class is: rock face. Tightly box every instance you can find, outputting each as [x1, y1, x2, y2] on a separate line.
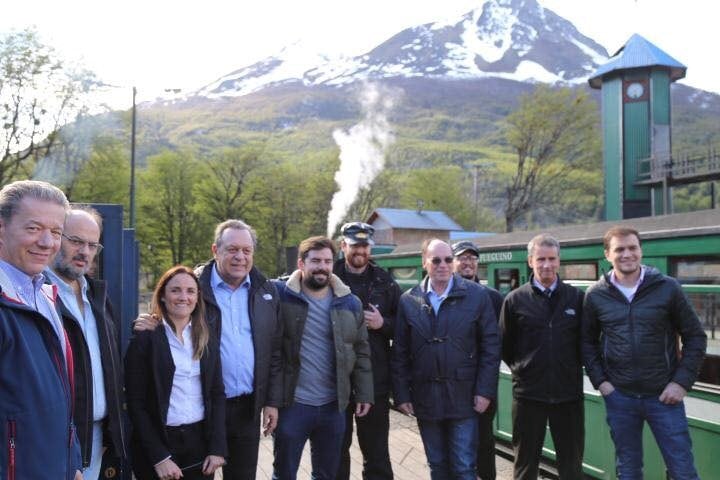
[196, 0, 609, 99]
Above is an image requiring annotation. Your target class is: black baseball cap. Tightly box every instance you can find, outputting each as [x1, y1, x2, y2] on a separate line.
[341, 222, 375, 245]
[452, 240, 479, 257]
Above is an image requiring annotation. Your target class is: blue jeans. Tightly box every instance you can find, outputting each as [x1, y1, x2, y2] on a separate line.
[604, 389, 699, 480]
[417, 416, 478, 480]
[272, 401, 345, 480]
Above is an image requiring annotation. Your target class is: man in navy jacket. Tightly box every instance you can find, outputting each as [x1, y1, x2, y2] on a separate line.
[0, 180, 82, 480]
[392, 238, 500, 480]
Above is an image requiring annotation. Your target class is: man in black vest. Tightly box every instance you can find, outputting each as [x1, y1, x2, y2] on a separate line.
[334, 222, 400, 480]
[500, 234, 584, 480]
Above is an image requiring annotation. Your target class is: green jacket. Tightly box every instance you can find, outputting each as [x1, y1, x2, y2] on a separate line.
[273, 270, 374, 411]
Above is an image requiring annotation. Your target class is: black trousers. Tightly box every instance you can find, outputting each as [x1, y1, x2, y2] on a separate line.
[476, 400, 497, 480]
[511, 397, 584, 480]
[336, 394, 393, 480]
[224, 394, 261, 480]
[165, 422, 212, 480]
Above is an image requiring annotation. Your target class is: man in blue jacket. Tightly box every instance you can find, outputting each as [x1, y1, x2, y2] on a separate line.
[583, 226, 707, 480]
[0, 180, 82, 480]
[392, 238, 500, 480]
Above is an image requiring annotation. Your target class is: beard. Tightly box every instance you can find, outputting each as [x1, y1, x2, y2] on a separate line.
[348, 253, 369, 270]
[303, 269, 330, 290]
[53, 250, 89, 280]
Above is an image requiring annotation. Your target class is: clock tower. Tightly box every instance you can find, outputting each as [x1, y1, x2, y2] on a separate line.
[589, 34, 686, 220]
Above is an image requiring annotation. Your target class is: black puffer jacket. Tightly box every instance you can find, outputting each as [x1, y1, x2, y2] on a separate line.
[333, 260, 401, 395]
[500, 276, 584, 403]
[582, 267, 707, 396]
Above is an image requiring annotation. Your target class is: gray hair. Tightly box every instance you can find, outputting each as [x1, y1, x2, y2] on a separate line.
[213, 219, 257, 248]
[0, 180, 69, 223]
[69, 204, 103, 233]
[527, 233, 560, 257]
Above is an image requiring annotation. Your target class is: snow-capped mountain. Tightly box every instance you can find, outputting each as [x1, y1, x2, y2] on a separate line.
[197, 0, 608, 99]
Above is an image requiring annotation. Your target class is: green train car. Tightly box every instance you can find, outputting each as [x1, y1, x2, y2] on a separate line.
[373, 209, 720, 479]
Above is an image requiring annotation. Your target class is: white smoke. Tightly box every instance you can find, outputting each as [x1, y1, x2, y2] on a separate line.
[326, 83, 397, 237]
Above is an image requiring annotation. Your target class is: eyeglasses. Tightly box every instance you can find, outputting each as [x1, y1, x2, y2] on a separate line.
[457, 255, 478, 263]
[430, 256, 454, 265]
[62, 233, 104, 253]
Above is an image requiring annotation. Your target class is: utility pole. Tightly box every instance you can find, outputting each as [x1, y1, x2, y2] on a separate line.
[129, 86, 137, 229]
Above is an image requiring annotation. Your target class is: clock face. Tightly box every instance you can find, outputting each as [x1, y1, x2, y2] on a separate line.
[626, 82, 645, 99]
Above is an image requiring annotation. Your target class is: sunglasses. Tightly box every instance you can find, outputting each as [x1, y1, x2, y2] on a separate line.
[430, 256, 454, 265]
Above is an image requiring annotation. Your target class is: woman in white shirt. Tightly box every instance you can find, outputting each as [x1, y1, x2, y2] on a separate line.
[126, 266, 226, 479]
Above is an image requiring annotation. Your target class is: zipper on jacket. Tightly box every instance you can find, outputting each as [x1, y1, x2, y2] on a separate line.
[7, 420, 16, 480]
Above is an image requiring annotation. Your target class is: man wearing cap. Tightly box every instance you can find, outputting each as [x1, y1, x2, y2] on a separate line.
[499, 234, 585, 480]
[452, 240, 503, 480]
[334, 222, 400, 480]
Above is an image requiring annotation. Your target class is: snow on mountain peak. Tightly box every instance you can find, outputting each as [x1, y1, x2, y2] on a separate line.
[196, 0, 608, 98]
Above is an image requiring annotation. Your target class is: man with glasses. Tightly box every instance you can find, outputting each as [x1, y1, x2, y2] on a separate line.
[452, 241, 503, 480]
[47, 206, 128, 480]
[499, 234, 585, 479]
[392, 238, 500, 480]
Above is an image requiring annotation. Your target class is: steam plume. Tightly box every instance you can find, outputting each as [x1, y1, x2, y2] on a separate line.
[327, 83, 396, 237]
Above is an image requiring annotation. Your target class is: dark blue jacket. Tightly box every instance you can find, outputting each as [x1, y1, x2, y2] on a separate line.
[392, 274, 501, 420]
[0, 277, 81, 480]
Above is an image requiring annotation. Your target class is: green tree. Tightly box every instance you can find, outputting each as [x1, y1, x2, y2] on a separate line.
[399, 166, 475, 229]
[136, 151, 211, 275]
[69, 136, 130, 207]
[502, 85, 600, 232]
[0, 28, 96, 186]
[194, 144, 264, 222]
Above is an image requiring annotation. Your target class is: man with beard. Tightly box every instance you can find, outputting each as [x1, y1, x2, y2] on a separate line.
[583, 226, 706, 479]
[392, 238, 500, 480]
[451, 240, 503, 480]
[334, 222, 400, 480]
[46, 206, 127, 480]
[273, 236, 373, 480]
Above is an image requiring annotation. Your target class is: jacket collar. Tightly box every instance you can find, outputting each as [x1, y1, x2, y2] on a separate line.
[419, 273, 468, 298]
[199, 259, 269, 306]
[285, 269, 352, 298]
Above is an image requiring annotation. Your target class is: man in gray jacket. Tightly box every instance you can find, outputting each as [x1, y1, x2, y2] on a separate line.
[582, 226, 707, 480]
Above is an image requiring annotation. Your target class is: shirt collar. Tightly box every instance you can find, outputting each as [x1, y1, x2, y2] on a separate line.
[0, 260, 45, 292]
[532, 275, 558, 293]
[211, 263, 251, 291]
[609, 265, 646, 289]
[45, 268, 87, 297]
[425, 275, 454, 299]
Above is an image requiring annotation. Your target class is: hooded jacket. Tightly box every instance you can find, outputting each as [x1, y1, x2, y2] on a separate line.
[0, 268, 81, 480]
[273, 271, 374, 411]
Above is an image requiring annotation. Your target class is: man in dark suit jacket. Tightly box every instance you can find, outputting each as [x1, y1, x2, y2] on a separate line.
[47, 206, 128, 480]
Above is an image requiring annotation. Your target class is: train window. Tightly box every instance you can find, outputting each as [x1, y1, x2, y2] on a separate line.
[559, 263, 598, 281]
[495, 268, 519, 296]
[671, 257, 720, 285]
[390, 267, 418, 280]
[477, 265, 488, 282]
[686, 291, 720, 388]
